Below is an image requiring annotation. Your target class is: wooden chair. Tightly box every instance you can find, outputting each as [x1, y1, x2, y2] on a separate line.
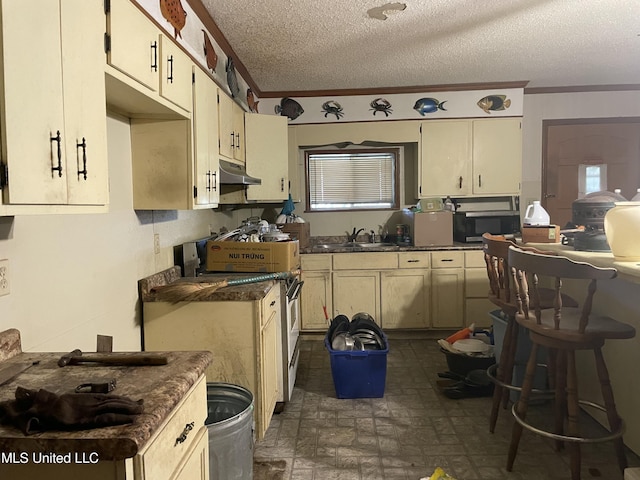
[506, 245, 635, 480]
[482, 233, 578, 433]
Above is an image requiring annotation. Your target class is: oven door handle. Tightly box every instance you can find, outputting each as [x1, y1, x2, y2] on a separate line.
[289, 281, 304, 301]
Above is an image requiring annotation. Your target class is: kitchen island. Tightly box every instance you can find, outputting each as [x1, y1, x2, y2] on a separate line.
[0, 328, 212, 479]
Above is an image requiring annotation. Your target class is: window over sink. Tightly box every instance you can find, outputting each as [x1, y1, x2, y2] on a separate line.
[305, 148, 399, 212]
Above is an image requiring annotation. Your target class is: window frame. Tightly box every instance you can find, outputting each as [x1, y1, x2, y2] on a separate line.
[304, 147, 401, 213]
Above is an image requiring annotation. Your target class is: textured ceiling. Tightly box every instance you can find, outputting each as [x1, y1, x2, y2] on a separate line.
[198, 0, 640, 94]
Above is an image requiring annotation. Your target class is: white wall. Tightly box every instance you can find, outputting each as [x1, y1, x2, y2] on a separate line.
[0, 114, 253, 353]
[520, 89, 640, 206]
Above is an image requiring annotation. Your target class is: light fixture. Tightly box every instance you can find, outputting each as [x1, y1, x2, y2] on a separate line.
[367, 2, 407, 21]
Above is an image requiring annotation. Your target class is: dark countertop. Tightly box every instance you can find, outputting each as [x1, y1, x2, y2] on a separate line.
[301, 241, 483, 254]
[0, 329, 212, 460]
[139, 266, 280, 302]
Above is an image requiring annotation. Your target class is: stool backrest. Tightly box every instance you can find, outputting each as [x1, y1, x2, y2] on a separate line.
[507, 245, 617, 334]
[482, 233, 517, 314]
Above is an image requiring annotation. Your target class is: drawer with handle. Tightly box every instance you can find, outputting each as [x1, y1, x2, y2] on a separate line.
[134, 375, 207, 480]
[430, 251, 464, 269]
[398, 252, 431, 268]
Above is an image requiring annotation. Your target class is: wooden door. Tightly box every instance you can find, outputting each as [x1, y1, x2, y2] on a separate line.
[543, 120, 640, 227]
[332, 271, 380, 321]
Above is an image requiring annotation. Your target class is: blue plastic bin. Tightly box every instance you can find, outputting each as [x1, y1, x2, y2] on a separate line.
[324, 335, 389, 399]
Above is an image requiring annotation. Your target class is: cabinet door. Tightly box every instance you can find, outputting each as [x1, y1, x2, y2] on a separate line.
[472, 118, 522, 195]
[260, 308, 279, 438]
[159, 34, 192, 112]
[300, 270, 332, 330]
[172, 427, 209, 480]
[246, 114, 289, 201]
[419, 120, 471, 197]
[193, 68, 219, 207]
[332, 271, 380, 321]
[61, 0, 108, 205]
[217, 90, 236, 161]
[233, 103, 246, 163]
[381, 270, 430, 329]
[107, 0, 160, 92]
[1, 0, 107, 207]
[431, 269, 464, 328]
[288, 126, 301, 202]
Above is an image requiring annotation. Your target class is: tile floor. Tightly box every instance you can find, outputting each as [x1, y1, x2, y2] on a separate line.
[254, 336, 640, 480]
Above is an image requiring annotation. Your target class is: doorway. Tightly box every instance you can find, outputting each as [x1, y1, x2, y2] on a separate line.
[542, 118, 640, 227]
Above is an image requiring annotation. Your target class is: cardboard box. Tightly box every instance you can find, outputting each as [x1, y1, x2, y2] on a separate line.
[206, 240, 300, 272]
[521, 225, 560, 244]
[404, 210, 453, 246]
[276, 223, 311, 248]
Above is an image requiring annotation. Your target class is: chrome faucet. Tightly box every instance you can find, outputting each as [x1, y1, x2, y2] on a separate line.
[368, 230, 377, 243]
[347, 227, 365, 242]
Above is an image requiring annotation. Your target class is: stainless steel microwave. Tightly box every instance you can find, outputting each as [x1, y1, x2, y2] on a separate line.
[453, 211, 520, 243]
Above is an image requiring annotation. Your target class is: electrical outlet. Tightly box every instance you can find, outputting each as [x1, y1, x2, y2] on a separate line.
[0, 259, 9, 297]
[153, 234, 160, 255]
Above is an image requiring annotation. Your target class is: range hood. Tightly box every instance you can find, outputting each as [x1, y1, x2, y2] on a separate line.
[218, 160, 261, 185]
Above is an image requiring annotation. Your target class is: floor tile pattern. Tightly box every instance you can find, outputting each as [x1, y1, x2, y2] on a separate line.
[254, 337, 640, 479]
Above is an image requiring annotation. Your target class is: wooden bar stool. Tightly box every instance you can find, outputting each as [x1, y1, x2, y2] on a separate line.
[483, 233, 578, 433]
[506, 245, 635, 480]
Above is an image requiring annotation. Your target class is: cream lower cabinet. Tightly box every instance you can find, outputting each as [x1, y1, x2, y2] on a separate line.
[301, 254, 333, 330]
[142, 283, 281, 440]
[464, 250, 494, 328]
[380, 252, 431, 329]
[0, 0, 108, 215]
[430, 251, 465, 328]
[332, 253, 397, 322]
[0, 376, 209, 480]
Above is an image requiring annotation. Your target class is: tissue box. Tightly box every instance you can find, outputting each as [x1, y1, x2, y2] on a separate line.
[522, 225, 560, 243]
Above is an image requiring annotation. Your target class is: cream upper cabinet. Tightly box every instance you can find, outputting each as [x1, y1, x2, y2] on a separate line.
[0, 0, 108, 214]
[107, 0, 160, 92]
[472, 118, 522, 195]
[217, 91, 245, 164]
[158, 34, 193, 111]
[420, 120, 472, 196]
[419, 118, 522, 197]
[246, 114, 289, 201]
[193, 67, 219, 208]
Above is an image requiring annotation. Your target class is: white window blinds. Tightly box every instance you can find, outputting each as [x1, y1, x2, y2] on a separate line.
[307, 150, 397, 211]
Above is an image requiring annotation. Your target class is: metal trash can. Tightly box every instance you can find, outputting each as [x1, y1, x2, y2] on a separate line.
[205, 383, 254, 480]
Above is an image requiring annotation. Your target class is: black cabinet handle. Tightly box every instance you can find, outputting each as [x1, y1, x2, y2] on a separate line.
[77, 137, 88, 180]
[478, 174, 482, 187]
[150, 41, 158, 72]
[235, 132, 240, 150]
[230, 132, 235, 148]
[167, 55, 174, 83]
[206, 171, 211, 192]
[174, 422, 194, 446]
[407, 259, 420, 263]
[280, 177, 285, 192]
[459, 176, 462, 189]
[212, 171, 217, 192]
[51, 131, 63, 177]
[441, 259, 454, 262]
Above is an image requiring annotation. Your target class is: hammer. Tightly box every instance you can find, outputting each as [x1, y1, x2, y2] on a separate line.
[58, 349, 169, 367]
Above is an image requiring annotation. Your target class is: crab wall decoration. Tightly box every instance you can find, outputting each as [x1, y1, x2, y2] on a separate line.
[322, 101, 344, 120]
[370, 98, 393, 117]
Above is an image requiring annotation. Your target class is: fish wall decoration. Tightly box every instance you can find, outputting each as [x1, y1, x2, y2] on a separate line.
[226, 58, 240, 98]
[159, 0, 187, 39]
[202, 30, 218, 73]
[247, 89, 259, 113]
[275, 98, 304, 121]
[477, 95, 511, 114]
[413, 98, 447, 116]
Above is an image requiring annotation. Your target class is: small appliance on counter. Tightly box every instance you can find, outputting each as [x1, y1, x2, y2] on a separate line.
[570, 190, 626, 252]
[453, 196, 520, 243]
[401, 209, 453, 246]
